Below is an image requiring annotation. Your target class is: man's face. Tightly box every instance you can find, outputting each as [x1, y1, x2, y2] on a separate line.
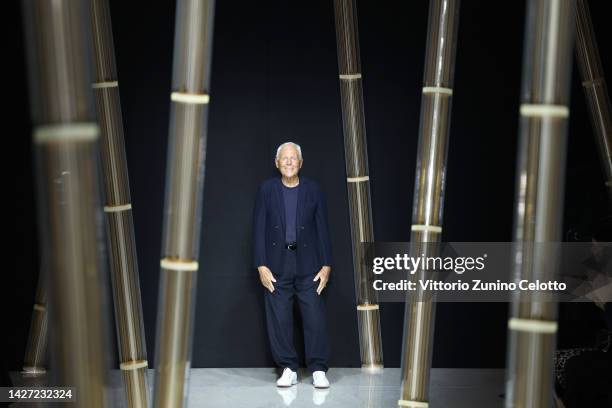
[275, 145, 303, 178]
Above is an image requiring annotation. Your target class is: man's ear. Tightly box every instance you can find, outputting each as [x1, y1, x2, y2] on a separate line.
[274, 160, 280, 169]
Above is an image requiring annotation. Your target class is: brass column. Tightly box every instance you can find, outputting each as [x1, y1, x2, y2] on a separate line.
[90, 0, 150, 407]
[21, 0, 111, 406]
[333, 0, 383, 372]
[575, 0, 612, 202]
[22, 268, 47, 376]
[398, 0, 460, 406]
[153, 0, 215, 406]
[505, 0, 575, 407]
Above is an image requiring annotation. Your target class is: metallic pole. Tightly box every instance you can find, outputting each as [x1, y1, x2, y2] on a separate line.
[505, 0, 575, 407]
[90, 0, 150, 407]
[153, 0, 215, 406]
[22, 267, 47, 376]
[21, 0, 111, 406]
[398, 0, 460, 406]
[333, 0, 383, 372]
[575, 0, 612, 202]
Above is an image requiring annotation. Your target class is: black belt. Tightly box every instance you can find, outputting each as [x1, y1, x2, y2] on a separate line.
[285, 242, 297, 251]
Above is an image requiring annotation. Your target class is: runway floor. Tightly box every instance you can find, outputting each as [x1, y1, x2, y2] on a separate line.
[12, 367, 506, 407]
[183, 368, 505, 407]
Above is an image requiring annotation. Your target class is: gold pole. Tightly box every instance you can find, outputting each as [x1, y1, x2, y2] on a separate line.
[333, 0, 383, 372]
[21, 0, 112, 406]
[22, 268, 47, 376]
[505, 0, 576, 406]
[575, 0, 612, 202]
[90, 0, 150, 406]
[398, 0, 460, 406]
[153, 0, 215, 406]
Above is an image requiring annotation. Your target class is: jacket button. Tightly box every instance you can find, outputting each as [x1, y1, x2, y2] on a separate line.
[303, 244, 307, 247]
[300, 226, 305, 230]
[272, 242, 276, 246]
[274, 225, 279, 229]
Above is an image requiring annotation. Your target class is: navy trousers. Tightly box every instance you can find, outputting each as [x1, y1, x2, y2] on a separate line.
[264, 249, 330, 372]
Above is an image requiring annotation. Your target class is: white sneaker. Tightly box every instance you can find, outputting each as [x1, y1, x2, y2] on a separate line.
[312, 371, 330, 388]
[277, 367, 298, 387]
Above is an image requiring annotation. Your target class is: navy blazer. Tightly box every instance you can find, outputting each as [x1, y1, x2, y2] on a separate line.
[252, 176, 332, 276]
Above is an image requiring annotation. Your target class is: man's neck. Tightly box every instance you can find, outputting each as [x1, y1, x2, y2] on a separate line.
[281, 175, 300, 188]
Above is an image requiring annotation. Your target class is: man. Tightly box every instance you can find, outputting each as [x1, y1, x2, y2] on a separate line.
[253, 142, 332, 389]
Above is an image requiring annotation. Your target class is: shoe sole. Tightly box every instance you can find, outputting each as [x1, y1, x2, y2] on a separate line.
[313, 384, 330, 389]
[277, 381, 298, 387]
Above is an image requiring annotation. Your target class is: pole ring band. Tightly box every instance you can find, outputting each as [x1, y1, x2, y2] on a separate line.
[171, 92, 210, 104]
[160, 258, 199, 272]
[422, 86, 452, 95]
[347, 176, 369, 182]
[581, 78, 603, 87]
[339, 73, 362, 80]
[34, 123, 99, 143]
[411, 224, 442, 233]
[520, 104, 569, 118]
[92, 81, 118, 89]
[119, 360, 148, 370]
[508, 317, 558, 333]
[357, 304, 379, 311]
[33, 304, 46, 312]
[104, 204, 132, 213]
[398, 400, 429, 407]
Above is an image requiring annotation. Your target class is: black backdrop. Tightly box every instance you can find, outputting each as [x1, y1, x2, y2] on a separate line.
[7, 0, 611, 375]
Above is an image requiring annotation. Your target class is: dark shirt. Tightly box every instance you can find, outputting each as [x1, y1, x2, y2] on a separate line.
[282, 183, 299, 243]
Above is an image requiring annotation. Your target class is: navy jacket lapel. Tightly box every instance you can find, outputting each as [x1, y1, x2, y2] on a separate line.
[274, 177, 286, 234]
[296, 177, 306, 234]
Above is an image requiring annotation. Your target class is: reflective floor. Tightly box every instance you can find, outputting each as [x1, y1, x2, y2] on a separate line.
[12, 368, 506, 407]
[183, 368, 505, 407]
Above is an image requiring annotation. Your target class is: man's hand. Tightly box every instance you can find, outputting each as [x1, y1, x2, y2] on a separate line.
[313, 266, 331, 295]
[258, 266, 276, 293]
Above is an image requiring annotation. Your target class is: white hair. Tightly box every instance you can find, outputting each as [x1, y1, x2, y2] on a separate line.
[275, 142, 303, 161]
